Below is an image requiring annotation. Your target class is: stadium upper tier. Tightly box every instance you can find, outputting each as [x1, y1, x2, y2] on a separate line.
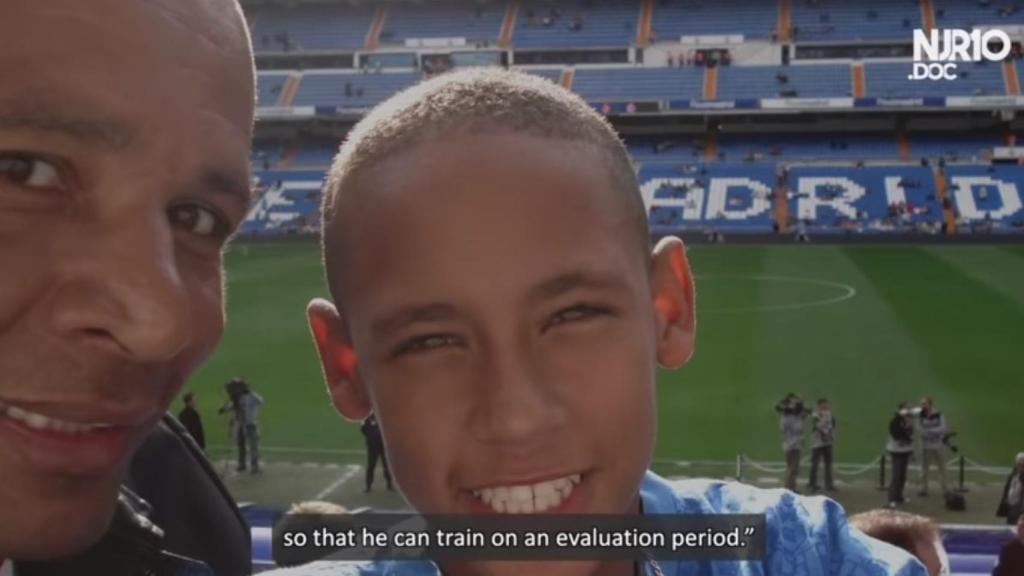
[246, 0, 1024, 52]
[258, 59, 1022, 110]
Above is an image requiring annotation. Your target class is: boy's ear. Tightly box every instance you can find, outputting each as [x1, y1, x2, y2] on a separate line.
[650, 236, 696, 369]
[306, 298, 372, 421]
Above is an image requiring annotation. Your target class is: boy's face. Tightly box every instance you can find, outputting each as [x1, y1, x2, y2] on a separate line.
[312, 130, 694, 573]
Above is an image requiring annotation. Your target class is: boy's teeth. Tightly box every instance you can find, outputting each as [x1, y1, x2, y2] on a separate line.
[472, 473, 581, 514]
[0, 403, 112, 434]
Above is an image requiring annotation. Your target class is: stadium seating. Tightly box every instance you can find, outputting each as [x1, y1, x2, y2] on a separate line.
[789, 0, 922, 41]
[651, 0, 777, 39]
[933, 0, 1024, 28]
[643, 163, 778, 233]
[243, 171, 325, 236]
[945, 165, 1024, 232]
[291, 72, 421, 109]
[572, 67, 703, 102]
[716, 64, 851, 100]
[249, 4, 375, 52]
[257, 73, 289, 107]
[379, 2, 505, 46]
[512, 0, 639, 48]
[865, 61, 1005, 98]
[716, 133, 901, 162]
[786, 165, 944, 233]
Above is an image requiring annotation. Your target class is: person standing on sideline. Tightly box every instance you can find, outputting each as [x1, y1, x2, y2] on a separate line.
[237, 382, 264, 474]
[917, 397, 948, 497]
[361, 414, 393, 492]
[888, 402, 915, 508]
[775, 393, 808, 492]
[997, 452, 1024, 525]
[178, 392, 206, 451]
[808, 397, 837, 492]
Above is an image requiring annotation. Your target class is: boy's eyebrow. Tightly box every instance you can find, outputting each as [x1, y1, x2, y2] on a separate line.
[371, 303, 460, 338]
[190, 166, 254, 210]
[528, 269, 630, 302]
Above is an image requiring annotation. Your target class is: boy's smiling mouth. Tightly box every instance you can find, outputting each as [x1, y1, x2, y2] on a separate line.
[469, 473, 583, 513]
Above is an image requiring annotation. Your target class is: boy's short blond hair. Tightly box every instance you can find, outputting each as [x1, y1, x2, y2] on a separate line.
[320, 68, 649, 303]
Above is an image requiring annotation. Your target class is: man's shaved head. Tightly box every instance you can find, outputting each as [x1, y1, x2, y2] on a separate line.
[321, 68, 648, 305]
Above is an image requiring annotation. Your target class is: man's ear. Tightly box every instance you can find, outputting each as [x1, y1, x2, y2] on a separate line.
[650, 236, 696, 368]
[306, 298, 372, 421]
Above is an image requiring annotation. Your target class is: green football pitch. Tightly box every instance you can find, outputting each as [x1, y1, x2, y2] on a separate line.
[187, 242, 1024, 470]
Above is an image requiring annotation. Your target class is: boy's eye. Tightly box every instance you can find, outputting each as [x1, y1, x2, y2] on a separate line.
[544, 304, 610, 331]
[0, 153, 63, 190]
[168, 203, 230, 239]
[393, 333, 463, 357]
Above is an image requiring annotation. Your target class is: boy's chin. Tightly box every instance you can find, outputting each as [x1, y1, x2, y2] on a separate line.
[440, 559, 630, 576]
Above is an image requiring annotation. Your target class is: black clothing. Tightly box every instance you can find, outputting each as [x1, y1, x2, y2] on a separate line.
[997, 470, 1024, 524]
[127, 415, 252, 576]
[177, 405, 205, 450]
[889, 452, 911, 504]
[361, 415, 392, 490]
[809, 445, 835, 491]
[994, 539, 1024, 576]
[16, 488, 213, 576]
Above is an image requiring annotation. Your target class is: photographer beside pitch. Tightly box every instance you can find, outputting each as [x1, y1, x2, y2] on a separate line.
[270, 69, 924, 575]
[0, 0, 256, 574]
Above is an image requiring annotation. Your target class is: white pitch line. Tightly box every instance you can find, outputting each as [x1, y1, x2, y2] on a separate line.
[315, 464, 361, 500]
[693, 274, 857, 314]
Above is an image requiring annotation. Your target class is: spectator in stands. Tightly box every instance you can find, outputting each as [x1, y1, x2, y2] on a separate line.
[0, 0, 255, 574]
[994, 514, 1024, 575]
[848, 510, 949, 576]
[888, 402, 916, 508]
[997, 452, 1024, 524]
[279, 69, 926, 576]
[808, 398, 837, 492]
[178, 392, 206, 451]
[361, 413, 394, 492]
[917, 397, 949, 498]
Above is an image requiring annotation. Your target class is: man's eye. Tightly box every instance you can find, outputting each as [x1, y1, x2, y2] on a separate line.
[168, 203, 229, 238]
[545, 304, 610, 330]
[393, 334, 462, 357]
[0, 154, 63, 189]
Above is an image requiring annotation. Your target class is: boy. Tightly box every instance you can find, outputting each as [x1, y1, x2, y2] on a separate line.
[282, 69, 923, 575]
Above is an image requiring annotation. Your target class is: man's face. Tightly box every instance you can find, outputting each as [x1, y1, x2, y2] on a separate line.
[320, 131, 693, 576]
[0, 0, 253, 559]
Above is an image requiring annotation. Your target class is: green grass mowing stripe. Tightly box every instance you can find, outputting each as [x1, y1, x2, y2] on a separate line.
[654, 246, 767, 461]
[843, 245, 1024, 464]
[928, 246, 1024, 312]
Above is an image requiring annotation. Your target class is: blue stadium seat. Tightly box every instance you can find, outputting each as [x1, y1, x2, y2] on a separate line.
[933, 0, 1024, 27]
[291, 72, 421, 109]
[786, 165, 943, 232]
[379, 2, 505, 46]
[641, 163, 778, 232]
[513, 0, 639, 48]
[256, 73, 289, 107]
[717, 64, 851, 99]
[789, 0, 921, 41]
[572, 67, 702, 101]
[945, 165, 1024, 232]
[651, 0, 778, 39]
[865, 61, 1004, 97]
[249, 4, 375, 52]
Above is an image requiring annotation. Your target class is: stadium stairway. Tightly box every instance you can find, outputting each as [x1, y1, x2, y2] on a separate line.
[559, 67, 575, 90]
[920, 0, 936, 33]
[637, 0, 653, 47]
[365, 6, 386, 51]
[278, 74, 301, 108]
[851, 63, 866, 99]
[776, 0, 791, 42]
[703, 66, 718, 100]
[499, 0, 518, 48]
[897, 131, 910, 161]
[1002, 60, 1020, 96]
[934, 169, 958, 234]
[773, 177, 789, 232]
